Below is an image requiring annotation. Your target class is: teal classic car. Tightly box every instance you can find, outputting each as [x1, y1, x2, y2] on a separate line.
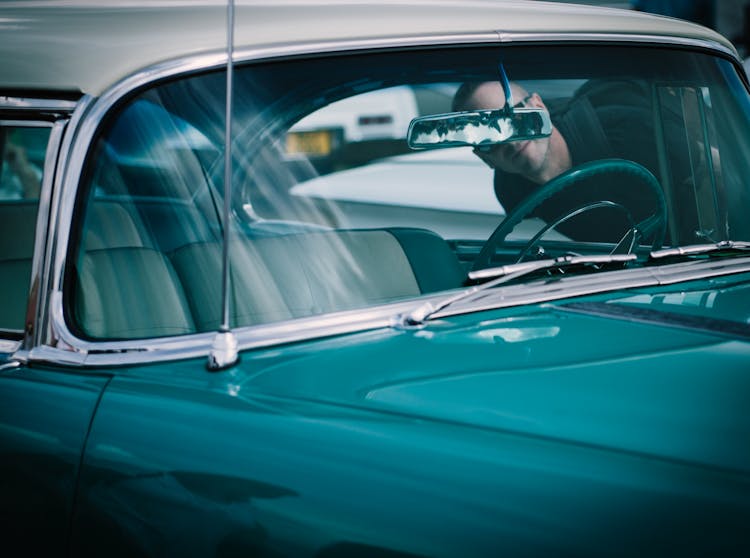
[2, 0, 750, 556]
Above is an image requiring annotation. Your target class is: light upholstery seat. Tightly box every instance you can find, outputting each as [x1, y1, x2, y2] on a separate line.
[171, 228, 465, 331]
[74, 199, 197, 339]
[115, 198, 217, 253]
[7, 190, 466, 339]
[83, 200, 147, 250]
[75, 247, 195, 339]
[384, 227, 467, 293]
[82, 197, 217, 252]
[170, 240, 298, 331]
[71, 195, 465, 338]
[257, 229, 422, 312]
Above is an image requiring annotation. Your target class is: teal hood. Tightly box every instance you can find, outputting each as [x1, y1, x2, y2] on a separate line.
[247, 278, 750, 476]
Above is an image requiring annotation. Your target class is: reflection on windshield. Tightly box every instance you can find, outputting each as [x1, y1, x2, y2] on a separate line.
[477, 325, 560, 343]
[70, 44, 750, 339]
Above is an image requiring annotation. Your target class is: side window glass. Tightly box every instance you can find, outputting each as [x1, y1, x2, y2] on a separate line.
[656, 85, 727, 244]
[0, 125, 50, 336]
[71, 99, 221, 340]
[680, 87, 725, 241]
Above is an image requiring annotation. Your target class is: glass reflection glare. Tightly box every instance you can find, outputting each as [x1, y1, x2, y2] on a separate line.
[477, 326, 561, 343]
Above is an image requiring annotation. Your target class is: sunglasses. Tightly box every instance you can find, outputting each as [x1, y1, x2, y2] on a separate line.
[512, 93, 533, 109]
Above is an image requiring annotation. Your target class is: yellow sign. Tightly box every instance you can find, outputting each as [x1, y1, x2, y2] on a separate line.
[286, 130, 334, 155]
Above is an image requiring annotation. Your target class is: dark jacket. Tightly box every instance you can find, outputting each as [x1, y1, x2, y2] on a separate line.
[493, 80, 688, 242]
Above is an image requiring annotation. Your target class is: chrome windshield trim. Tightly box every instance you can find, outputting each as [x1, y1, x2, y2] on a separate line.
[34, 30, 744, 367]
[0, 96, 78, 113]
[233, 32, 502, 62]
[0, 113, 68, 358]
[39, 95, 96, 350]
[24, 119, 67, 350]
[56, 30, 740, 150]
[497, 32, 738, 60]
[236, 32, 738, 66]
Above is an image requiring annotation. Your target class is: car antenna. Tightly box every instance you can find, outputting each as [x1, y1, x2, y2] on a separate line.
[207, 0, 239, 371]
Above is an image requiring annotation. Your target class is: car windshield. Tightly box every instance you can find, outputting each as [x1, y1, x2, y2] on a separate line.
[68, 44, 750, 340]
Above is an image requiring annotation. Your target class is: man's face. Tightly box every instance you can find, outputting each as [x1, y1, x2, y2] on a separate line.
[462, 82, 551, 177]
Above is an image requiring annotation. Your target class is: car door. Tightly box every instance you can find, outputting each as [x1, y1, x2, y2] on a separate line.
[0, 118, 110, 554]
[0, 362, 110, 554]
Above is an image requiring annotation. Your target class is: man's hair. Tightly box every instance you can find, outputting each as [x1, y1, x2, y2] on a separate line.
[451, 82, 486, 112]
[453, 81, 534, 112]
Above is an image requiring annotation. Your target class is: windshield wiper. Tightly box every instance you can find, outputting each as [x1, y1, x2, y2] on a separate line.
[649, 240, 750, 262]
[398, 253, 637, 326]
[466, 253, 637, 282]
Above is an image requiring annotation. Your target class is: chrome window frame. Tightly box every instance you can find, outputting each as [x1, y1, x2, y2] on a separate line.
[0, 109, 72, 354]
[25, 31, 745, 368]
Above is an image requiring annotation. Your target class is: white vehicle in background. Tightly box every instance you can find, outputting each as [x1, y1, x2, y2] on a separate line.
[291, 148, 502, 239]
[286, 81, 581, 240]
[290, 86, 419, 145]
[290, 148, 571, 242]
[285, 84, 457, 169]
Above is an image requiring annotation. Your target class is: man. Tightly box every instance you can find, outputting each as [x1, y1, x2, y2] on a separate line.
[453, 79, 669, 242]
[452, 81, 572, 186]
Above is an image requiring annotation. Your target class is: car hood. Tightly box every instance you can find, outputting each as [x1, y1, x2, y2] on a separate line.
[247, 279, 750, 475]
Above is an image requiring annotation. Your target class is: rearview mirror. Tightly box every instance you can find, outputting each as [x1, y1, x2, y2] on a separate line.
[407, 106, 552, 150]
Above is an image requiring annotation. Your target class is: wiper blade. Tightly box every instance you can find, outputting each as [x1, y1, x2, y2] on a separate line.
[649, 240, 750, 261]
[398, 253, 636, 326]
[467, 253, 637, 282]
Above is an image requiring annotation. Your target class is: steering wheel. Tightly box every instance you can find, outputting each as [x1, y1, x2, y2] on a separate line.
[471, 158, 667, 272]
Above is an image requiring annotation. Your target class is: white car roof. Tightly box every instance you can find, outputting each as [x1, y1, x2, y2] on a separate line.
[0, 0, 737, 96]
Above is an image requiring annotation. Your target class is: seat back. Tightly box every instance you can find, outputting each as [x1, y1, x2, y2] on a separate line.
[75, 247, 195, 339]
[0, 200, 39, 332]
[74, 200, 197, 339]
[170, 240, 298, 331]
[385, 227, 467, 293]
[83, 200, 147, 250]
[171, 227, 464, 331]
